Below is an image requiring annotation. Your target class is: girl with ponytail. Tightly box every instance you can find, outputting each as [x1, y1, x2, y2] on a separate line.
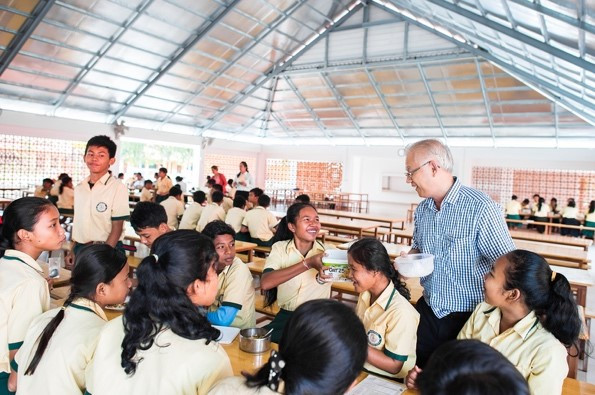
[13, 244, 130, 394]
[85, 230, 232, 394]
[347, 238, 419, 379]
[0, 197, 65, 394]
[451, 249, 580, 394]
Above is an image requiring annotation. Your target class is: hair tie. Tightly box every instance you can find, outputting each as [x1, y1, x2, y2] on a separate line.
[152, 254, 159, 261]
[267, 350, 285, 391]
[551, 271, 557, 282]
[60, 306, 66, 311]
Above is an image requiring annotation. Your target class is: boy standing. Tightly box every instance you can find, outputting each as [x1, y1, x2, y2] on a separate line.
[71, 135, 129, 257]
[130, 202, 171, 248]
[155, 167, 172, 203]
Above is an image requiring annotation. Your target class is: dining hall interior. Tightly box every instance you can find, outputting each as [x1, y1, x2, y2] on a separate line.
[0, 0, 594, 394]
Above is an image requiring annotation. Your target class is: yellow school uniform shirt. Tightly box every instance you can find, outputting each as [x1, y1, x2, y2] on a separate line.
[57, 186, 75, 209]
[140, 187, 152, 202]
[458, 302, 568, 395]
[225, 207, 245, 233]
[222, 197, 233, 213]
[562, 206, 578, 219]
[50, 181, 61, 197]
[242, 207, 277, 241]
[505, 200, 521, 215]
[160, 196, 185, 229]
[197, 203, 226, 232]
[263, 239, 330, 311]
[586, 212, 595, 222]
[0, 250, 50, 374]
[14, 298, 107, 394]
[209, 257, 255, 329]
[355, 282, 419, 379]
[33, 186, 48, 198]
[179, 203, 204, 230]
[534, 203, 550, 217]
[73, 172, 130, 244]
[85, 316, 232, 395]
[209, 376, 278, 395]
[156, 176, 173, 197]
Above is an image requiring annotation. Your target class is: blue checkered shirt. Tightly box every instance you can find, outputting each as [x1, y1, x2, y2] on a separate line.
[412, 177, 514, 318]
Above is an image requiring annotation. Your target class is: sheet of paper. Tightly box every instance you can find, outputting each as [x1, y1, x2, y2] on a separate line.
[347, 375, 406, 395]
[213, 325, 240, 345]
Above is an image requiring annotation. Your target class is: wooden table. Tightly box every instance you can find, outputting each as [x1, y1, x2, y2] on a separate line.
[40, 262, 71, 288]
[550, 265, 593, 308]
[510, 230, 593, 251]
[514, 239, 590, 269]
[321, 218, 386, 239]
[388, 228, 414, 245]
[318, 209, 406, 232]
[235, 241, 258, 262]
[0, 198, 12, 209]
[336, 241, 410, 259]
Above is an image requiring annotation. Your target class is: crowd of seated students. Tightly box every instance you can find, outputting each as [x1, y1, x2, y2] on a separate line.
[1, 137, 587, 394]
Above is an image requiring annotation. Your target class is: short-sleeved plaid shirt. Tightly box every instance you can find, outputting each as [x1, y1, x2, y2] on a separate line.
[411, 177, 515, 318]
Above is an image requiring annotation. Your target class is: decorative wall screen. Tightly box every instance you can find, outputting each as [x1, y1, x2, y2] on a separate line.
[472, 167, 595, 212]
[202, 153, 256, 186]
[265, 159, 343, 192]
[0, 134, 87, 197]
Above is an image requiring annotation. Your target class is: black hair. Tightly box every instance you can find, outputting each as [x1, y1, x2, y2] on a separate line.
[121, 230, 219, 375]
[42, 178, 54, 185]
[589, 200, 595, 214]
[212, 184, 223, 192]
[175, 176, 183, 182]
[511, 195, 517, 200]
[130, 202, 168, 231]
[266, 203, 317, 306]
[417, 339, 530, 395]
[85, 135, 117, 158]
[207, 178, 216, 186]
[295, 194, 310, 203]
[227, 179, 234, 186]
[348, 238, 410, 300]
[0, 197, 55, 258]
[245, 299, 367, 394]
[258, 194, 271, 208]
[59, 176, 72, 195]
[192, 190, 206, 204]
[212, 190, 224, 203]
[567, 200, 576, 208]
[211, 165, 219, 171]
[237, 161, 249, 177]
[159, 167, 167, 174]
[533, 194, 540, 198]
[503, 250, 580, 347]
[522, 198, 530, 205]
[233, 195, 246, 208]
[143, 180, 153, 186]
[168, 186, 182, 197]
[57, 173, 69, 181]
[537, 197, 545, 212]
[118, 173, 124, 178]
[202, 220, 236, 239]
[249, 187, 263, 197]
[25, 244, 126, 375]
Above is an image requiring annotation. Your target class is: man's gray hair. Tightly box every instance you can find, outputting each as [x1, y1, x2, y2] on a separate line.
[405, 139, 454, 173]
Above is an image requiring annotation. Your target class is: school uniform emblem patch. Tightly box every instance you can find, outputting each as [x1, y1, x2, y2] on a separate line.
[96, 202, 108, 212]
[367, 330, 382, 346]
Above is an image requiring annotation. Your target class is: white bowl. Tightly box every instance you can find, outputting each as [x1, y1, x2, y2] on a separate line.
[321, 249, 350, 282]
[394, 253, 434, 278]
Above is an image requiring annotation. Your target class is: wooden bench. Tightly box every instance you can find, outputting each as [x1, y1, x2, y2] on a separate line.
[254, 293, 279, 324]
[510, 230, 593, 252]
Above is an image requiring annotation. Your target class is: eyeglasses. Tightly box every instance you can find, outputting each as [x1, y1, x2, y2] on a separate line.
[405, 161, 431, 179]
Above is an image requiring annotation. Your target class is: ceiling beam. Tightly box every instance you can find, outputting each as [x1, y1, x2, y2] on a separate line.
[417, 63, 448, 141]
[364, 68, 405, 143]
[0, 0, 56, 76]
[321, 72, 367, 142]
[474, 58, 495, 146]
[109, 0, 241, 122]
[284, 75, 333, 140]
[506, 0, 595, 35]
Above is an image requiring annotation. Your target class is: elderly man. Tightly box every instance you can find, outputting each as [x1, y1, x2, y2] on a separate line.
[403, 139, 514, 368]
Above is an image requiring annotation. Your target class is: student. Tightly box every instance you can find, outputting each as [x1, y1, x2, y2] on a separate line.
[294, 194, 310, 204]
[582, 200, 595, 239]
[348, 238, 419, 379]
[132, 173, 144, 190]
[140, 180, 153, 202]
[57, 176, 74, 215]
[85, 231, 232, 394]
[197, 191, 226, 232]
[154, 167, 172, 204]
[175, 176, 187, 193]
[33, 178, 54, 199]
[49, 173, 69, 199]
[0, 197, 65, 394]
[202, 221, 255, 329]
[233, 161, 253, 201]
[13, 245, 131, 394]
[212, 184, 233, 213]
[209, 299, 367, 395]
[211, 166, 227, 194]
[159, 186, 184, 229]
[227, 179, 236, 199]
[247, 187, 263, 209]
[260, 203, 330, 343]
[71, 135, 129, 257]
[179, 190, 207, 230]
[225, 196, 247, 233]
[456, 250, 578, 394]
[533, 197, 550, 234]
[505, 195, 522, 229]
[561, 199, 580, 237]
[130, 202, 171, 249]
[415, 339, 530, 395]
[241, 194, 277, 247]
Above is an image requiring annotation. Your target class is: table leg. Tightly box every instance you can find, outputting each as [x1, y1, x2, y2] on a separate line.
[248, 249, 254, 262]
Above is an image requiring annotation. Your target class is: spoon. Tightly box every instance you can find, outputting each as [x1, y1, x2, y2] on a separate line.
[255, 328, 274, 339]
